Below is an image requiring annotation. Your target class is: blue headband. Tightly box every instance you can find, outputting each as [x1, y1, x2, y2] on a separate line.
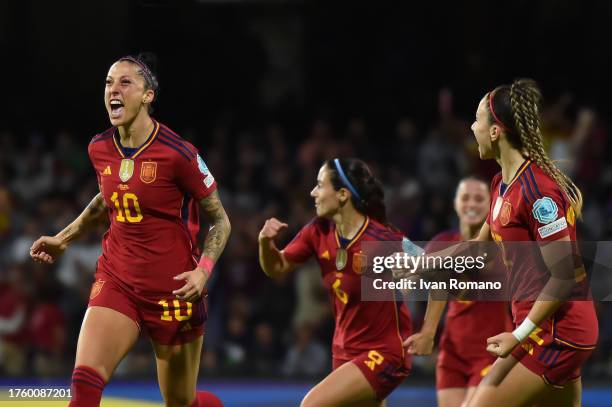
[333, 159, 362, 201]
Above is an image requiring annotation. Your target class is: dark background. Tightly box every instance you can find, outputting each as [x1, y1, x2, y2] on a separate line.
[1, 0, 612, 388]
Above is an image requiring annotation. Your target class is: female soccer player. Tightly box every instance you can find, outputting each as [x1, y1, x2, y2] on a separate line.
[465, 79, 598, 407]
[258, 158, 412, 407]
[405, 177, 512, 407]
[30, 55, 229, 407]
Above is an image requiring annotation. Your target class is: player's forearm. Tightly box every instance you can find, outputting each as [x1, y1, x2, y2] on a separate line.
[199, 191, 231, 263]
[258, 239, 287, 278]
[55, 193, 107, 245]
[420, 293, 447, 336]
[201, 214, 231, 262]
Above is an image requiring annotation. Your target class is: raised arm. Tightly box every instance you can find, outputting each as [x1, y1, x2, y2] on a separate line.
[258, 217, 295, 278]
[30, 193, 107, 264]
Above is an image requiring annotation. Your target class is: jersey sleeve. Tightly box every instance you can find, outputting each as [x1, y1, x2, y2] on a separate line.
[526, 182, 571, 242]
[175, 152, 217, 201]
[87, 141, 102, 188]
[282, 221, 317, 264]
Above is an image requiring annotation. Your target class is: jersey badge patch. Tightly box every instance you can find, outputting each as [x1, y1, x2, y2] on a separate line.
[353, 252, 367, 275]
[140, 161, 157, 184]
[197, 154, 215, 188]
[537, 217, 568, 239]
[492, 196, 503, 221]
[119, 159, 134, 183]
[500, 201, 512, 226]
[532, 197, 558, 224]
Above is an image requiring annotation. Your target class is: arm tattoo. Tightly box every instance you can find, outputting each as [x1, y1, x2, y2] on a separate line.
[57, 193, 108, 244]
[199, 190, 231, 262]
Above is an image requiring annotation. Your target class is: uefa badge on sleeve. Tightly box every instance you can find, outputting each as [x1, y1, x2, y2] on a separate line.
[532, 197, 558, 224]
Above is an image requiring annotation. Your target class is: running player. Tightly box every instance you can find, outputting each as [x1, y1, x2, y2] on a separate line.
[30, 55, 229, 407]
[405, 177, 512, 407]
[258, 158, 412, 407]
[466, 79, 598, 407]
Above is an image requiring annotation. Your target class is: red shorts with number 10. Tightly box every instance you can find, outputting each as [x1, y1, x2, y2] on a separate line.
[88, 271, 207, 345]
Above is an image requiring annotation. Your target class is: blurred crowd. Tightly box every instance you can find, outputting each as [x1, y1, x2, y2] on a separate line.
[1, 90, 612, 383]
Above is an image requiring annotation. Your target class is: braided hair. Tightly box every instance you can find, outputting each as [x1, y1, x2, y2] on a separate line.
[324, 158, 390, 226]
[487, 79, 583, 217]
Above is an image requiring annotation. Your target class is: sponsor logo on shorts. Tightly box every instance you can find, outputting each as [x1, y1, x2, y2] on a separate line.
[90, 279, 105, 300]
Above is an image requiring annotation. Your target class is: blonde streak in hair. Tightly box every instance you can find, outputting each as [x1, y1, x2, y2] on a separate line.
[512, 82, 583, 217]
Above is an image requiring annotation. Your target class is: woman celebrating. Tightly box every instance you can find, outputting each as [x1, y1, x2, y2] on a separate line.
[30, 55, 229, 407]
[258, 158, 412, 407]
[466, 79, 597, 407]
[405, 177, 512, 407]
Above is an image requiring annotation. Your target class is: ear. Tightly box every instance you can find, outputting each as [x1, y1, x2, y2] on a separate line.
[143, 90, 155, 104]
[337, 188, 350, 204]
[489, 124, 501, 143]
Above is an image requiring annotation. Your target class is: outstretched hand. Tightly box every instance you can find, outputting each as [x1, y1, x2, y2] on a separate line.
[30, 236, 68, 264]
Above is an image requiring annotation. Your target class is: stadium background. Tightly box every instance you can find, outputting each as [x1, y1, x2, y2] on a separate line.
[1, 1, 611, 405]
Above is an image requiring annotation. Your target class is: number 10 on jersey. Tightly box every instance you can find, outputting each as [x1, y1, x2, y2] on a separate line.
[110, 191, 143, 223]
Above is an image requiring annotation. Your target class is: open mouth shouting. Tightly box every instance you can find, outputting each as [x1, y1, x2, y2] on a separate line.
[109, 99, 125, 119]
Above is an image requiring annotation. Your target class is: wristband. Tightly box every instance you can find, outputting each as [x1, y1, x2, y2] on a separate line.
[198, 256, 215, 277]
[512, 317, 536, 342]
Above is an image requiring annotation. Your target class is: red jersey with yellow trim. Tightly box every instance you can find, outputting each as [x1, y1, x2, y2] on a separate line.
[283, 217, 412, 361]
[426, 231, 512, 360]
[88, 119, 217, 294]
[487, 160, 597, 349]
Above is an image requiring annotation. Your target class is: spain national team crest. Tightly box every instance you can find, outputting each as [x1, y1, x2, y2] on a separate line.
[140, 161, 157, 184]
[90, 279, 105, 300]
[119, 159, 134, 182]
[352, 252, 367, 275]
[500, 201, 512, 226]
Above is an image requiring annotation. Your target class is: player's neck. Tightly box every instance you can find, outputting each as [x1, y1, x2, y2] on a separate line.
[117, 113, 154, 148]
[333, 210, 366, 239]
[498, 146, 526, 184]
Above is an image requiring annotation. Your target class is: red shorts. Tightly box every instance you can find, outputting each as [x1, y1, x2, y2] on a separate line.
[88, 272, 206, 345]
[333, 351, 411, 401]
[437, 347, 494, 389]
[510, 341, 594, 387]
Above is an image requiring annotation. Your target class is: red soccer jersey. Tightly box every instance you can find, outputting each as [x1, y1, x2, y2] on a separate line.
[283, 217, 412, 361]
[426, 231, 512, 360]
[488, 160, 597, 349]
[88, 120, 217, 294]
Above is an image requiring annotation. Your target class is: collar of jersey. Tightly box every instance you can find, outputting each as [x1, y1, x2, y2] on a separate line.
[334, 216, 369, 249]
[112, 120, 160, 159]
[500, 159, 531, 197]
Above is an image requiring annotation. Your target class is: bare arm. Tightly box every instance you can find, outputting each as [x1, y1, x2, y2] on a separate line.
[30, 193, 107, 263]
[171, 190, 230, 302]
[56, 193, 108, 245]
[258, 218, 295, 278]
[199, 190, 231, 264]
